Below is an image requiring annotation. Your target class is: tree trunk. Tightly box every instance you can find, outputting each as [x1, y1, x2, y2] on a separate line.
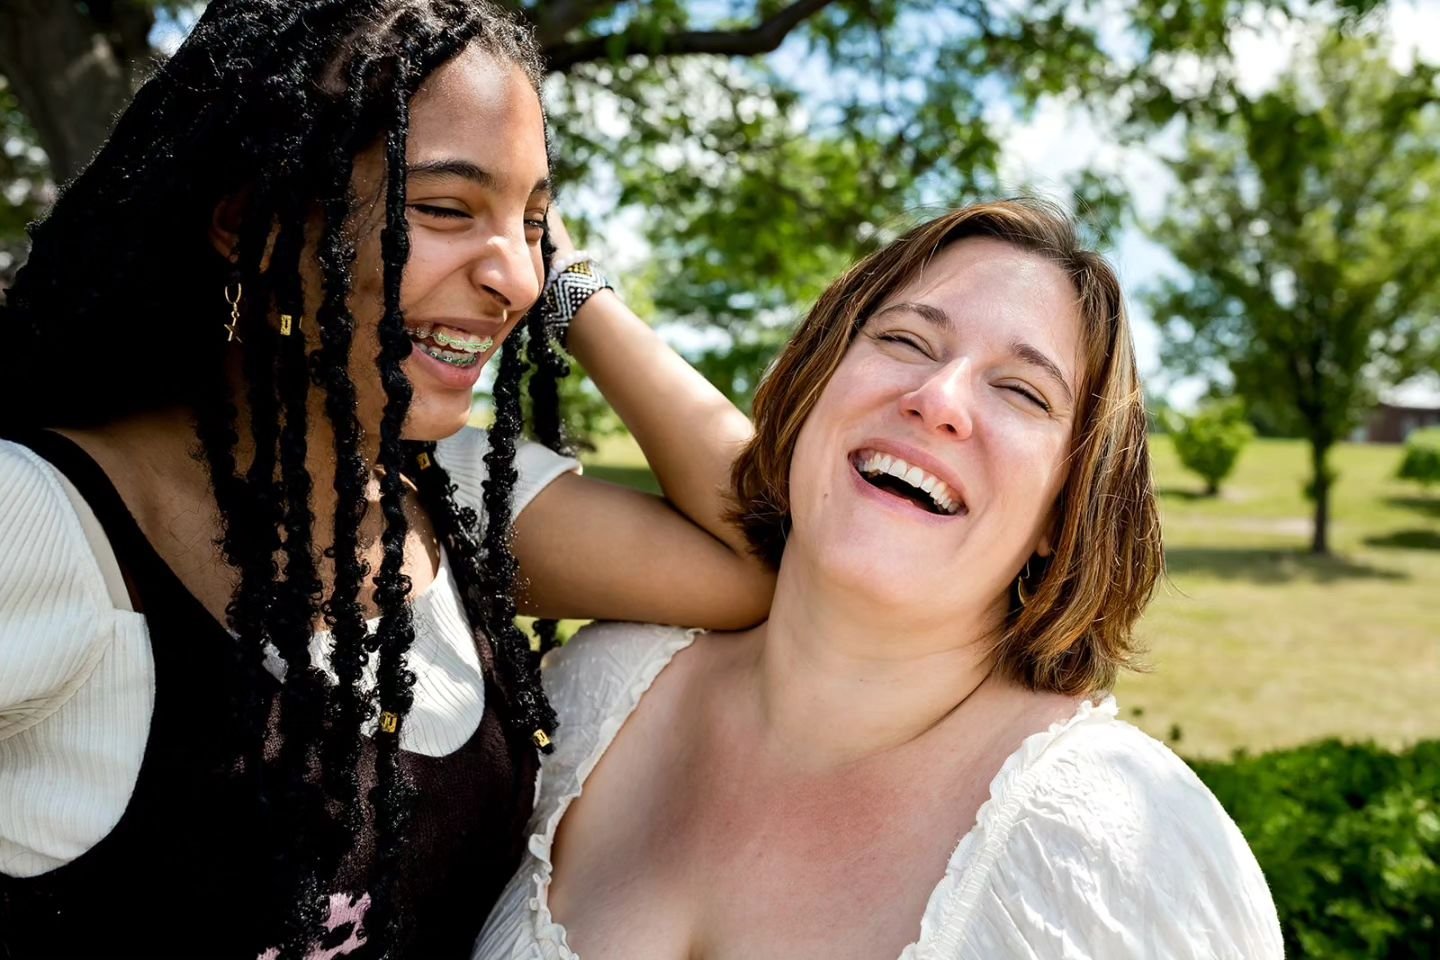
[0, 0, 154, 183]
[1309, 435, 1331, 555]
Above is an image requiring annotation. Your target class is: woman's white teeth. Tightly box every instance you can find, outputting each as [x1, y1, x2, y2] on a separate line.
[857, 451, 962, 515]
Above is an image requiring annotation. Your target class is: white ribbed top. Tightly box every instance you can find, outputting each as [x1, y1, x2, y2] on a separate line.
[476, 623, 1285, 960]
[0, 427, 577, 878]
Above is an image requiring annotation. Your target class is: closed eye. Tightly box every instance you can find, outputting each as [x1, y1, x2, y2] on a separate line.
[409, 203, 469, 220]
[876, 332, 931, 356]
[1005, 384, 1050, 412]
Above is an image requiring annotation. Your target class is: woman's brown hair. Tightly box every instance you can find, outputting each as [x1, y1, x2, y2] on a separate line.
[729, 198, 1163, 696]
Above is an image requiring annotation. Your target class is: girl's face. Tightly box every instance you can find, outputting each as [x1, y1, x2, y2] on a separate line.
[344, 46, 550, 442]
[785, 237, 1084, 631]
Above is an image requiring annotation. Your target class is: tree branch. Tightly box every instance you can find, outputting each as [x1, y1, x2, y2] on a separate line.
[0, 0, 149, 181]
[528, 0, 623, 51]
[544, 0, 841, 74]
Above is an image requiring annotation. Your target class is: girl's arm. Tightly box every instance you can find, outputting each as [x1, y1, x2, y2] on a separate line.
[510, 217, 774, 629]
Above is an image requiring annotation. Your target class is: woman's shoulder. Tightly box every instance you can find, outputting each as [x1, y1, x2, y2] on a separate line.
[1008, 706, 1255, 869]
[961, 700, 1283, 957]
[541, 623, 700, 732]
[534, 623, 698, 788]
[1026, 703, 1225, 819]
[432, 425, 579, 519]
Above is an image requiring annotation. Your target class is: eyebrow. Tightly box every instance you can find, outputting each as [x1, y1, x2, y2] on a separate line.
[874, 301, 1075, 405]
[1010, 340, 1075, 407]
[406, 159, 552, 198]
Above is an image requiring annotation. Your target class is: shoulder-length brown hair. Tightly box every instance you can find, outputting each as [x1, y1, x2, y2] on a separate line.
[729, 198, 1163, 696]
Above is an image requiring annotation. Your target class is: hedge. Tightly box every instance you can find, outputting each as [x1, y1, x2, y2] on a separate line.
[1189, 739, 1440, 958]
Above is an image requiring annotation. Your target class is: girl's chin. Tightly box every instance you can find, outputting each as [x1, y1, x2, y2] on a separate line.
[400, 396, 476, 443]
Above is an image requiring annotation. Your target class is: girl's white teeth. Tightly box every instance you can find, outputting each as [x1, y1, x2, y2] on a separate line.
[415, 342, 480, 368]
[404, 322, 492, 354]
[856, 450, 962, 515]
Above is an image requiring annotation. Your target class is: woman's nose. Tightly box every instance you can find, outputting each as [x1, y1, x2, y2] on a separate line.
[471, 228, 541, 312]
[900, 358, 975, 439]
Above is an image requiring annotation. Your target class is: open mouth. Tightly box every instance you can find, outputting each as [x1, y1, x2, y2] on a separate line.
[404, 322, 494, 369]
[851, 449, 966, 517]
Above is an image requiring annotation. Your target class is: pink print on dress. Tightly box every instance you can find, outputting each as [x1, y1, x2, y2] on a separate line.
[255, 891, 370, 960]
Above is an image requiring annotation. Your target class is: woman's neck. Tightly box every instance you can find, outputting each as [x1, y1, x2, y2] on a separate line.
[739, 557, 1008, 770]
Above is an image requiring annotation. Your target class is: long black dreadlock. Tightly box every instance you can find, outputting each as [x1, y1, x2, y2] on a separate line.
[0, 0, 569, 953]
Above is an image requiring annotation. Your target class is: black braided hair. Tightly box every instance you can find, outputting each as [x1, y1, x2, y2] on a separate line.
[0, 1, 566, 952]
[525, 225, 574, 657]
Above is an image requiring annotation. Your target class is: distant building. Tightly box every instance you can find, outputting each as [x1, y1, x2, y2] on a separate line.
[1357, 403, 1440, 443]
[1352, 378, 1440, 443]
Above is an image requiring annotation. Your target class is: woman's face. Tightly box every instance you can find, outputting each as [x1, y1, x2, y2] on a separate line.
[344, 46, 550, 442]
[786, 237, 1084, 627]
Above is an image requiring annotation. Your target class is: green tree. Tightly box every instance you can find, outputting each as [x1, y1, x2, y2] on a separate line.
[1145, 27, 1440, 554]
[1165, 399, 1255, 496]
[1397, 426, 1440, 492]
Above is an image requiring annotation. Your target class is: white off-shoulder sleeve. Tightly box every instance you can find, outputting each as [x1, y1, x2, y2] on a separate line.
[0, 442, 133, 738]
[474, 622, 699, 959]
[435, 427, 580, 526]
[953, 720, 1284, 960]
[0, 440, 154, 877]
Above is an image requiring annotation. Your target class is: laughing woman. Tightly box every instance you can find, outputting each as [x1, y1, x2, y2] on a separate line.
[477, 200, 1284, 959]
[0, 2, 769, 958]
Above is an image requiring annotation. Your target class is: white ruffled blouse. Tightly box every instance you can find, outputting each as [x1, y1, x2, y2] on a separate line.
[475, 623, 1285, 960]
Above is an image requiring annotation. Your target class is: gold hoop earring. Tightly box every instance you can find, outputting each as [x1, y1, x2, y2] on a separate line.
[1016, 558, 1035, 607]
[223, 282, 243, 343]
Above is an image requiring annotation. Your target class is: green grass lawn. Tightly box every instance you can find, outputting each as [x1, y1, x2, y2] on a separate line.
[579, 433, 1440, 758]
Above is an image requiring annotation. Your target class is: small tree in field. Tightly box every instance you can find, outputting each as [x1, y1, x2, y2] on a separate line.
[1166, 400, 1255, 496]
[1146, 28, 1440, 553]
[1396, 426, 1440, 492]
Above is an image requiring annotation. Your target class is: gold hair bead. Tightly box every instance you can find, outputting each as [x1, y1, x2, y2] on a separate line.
[379, 711, 399, 734]
[279, 314, 294, 336]
[416, 452, 432, 470]
[531, 729, 552, 750]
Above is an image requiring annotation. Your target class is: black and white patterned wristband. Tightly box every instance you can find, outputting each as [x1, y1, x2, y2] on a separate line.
[539, 252, 612, 350]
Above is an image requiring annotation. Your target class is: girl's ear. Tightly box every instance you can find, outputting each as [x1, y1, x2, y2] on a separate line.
[209, 194, 246, 261]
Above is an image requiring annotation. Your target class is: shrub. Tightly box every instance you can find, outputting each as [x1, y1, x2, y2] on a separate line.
[1165, 399, 1255, 495]
[1397, 427, 1440, 491]
[1189, 739, 1440, 959]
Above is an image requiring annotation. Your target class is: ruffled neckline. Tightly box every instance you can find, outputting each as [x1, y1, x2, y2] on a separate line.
[519, 632, 1118, 960]
[900, 693, 1119, 958]
[526, 626, 703, 958]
